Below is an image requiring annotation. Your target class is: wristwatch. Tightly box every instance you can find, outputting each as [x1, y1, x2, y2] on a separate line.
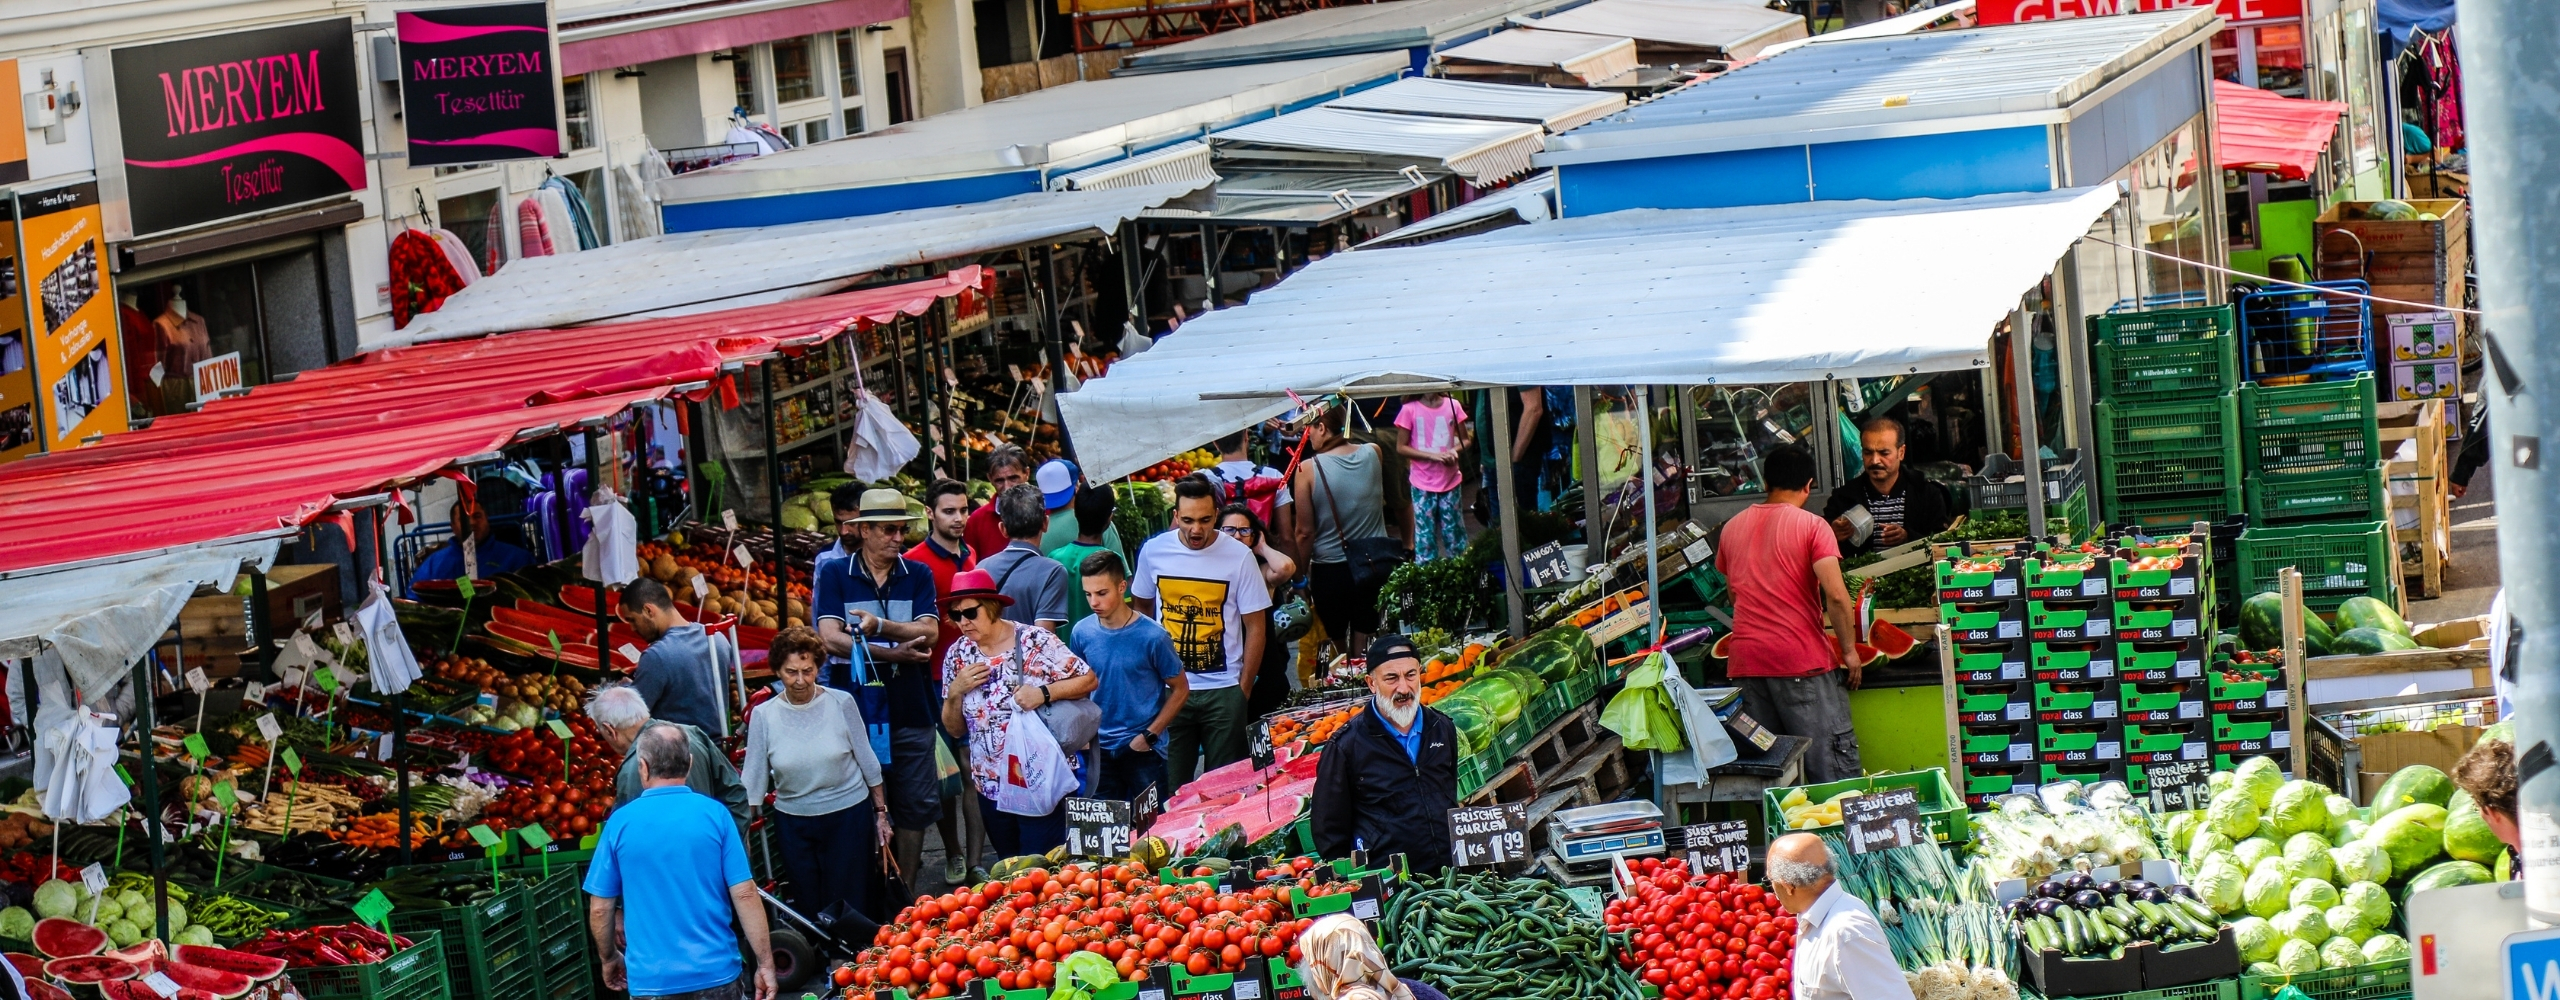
[1038, 684, 1052, 706]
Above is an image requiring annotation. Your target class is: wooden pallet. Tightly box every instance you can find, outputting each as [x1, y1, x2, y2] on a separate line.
[1521, 706, 1607, 785]
[2379, 400, 2451, 600]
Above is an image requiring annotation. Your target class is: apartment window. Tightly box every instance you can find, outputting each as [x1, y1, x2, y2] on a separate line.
[563, 75, 595, 151]
[774, 37, 816, 103]
[837, 31, 861, 98]
[730, 50, 757, 113]
[439, 190, 502, 269]
[803, 118, 830, 143]
[843, 107, 864, 134]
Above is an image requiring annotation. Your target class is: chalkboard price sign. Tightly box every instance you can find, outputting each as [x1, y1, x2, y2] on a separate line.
[1448, 803, 1530, 868]
[2144, 760, 2213, 813]
[1522, 542, 1577, 588]
[1678, 821, 1753, 874]
[1065, 798, 1135, 859]
[1841, 787, 1925, 855]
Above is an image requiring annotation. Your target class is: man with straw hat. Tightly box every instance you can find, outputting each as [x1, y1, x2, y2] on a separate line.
[814, 488, 946, 895]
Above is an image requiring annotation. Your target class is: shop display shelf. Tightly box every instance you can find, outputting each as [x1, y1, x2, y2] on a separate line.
[2236, 521, 2393, 604]
[2237, 959, 2410, 1000]
[2092, 334, 2241, 404]
[291, 930, 448, 1000]
[2239, 376, 2381, 475]
[2088, 304, 2237, 346]
[1761, 768, 1970, 845]
[2244, 462, 2388, 524]
[2094, 396, 2243, 497]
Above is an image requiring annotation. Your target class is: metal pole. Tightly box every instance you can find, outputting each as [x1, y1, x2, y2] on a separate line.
[375, 506, 414, 866]
[1575, 386, 1601, 569]
[1639, 387, 1663, 646]
[1489, 389, 1527, 638]
[2011, 305, 2048, 540]
[2462, 0, 2560, 927]
[131, 661, 169, 945]
[1198, 224, 1220, 311]
[589, 428, 611, 656]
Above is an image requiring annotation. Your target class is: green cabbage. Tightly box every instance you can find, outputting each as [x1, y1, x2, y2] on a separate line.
[2211, 770, 2236, 793]
[2232, 916, 2282, 963]
[2342, 820, 2372, 842]
[2276, 905, 2332, 945]
[2291, 877, 2341, 911]
[2236, 836, 2284, 870]
[2250, 963, 2285, 978]
[2253, 855, 2294, 881]
[2330, 841, 2391, 885]
[2168, 812, 2203, 854]
[2247, 863, 2294, 918]
[2278, 938, 2324, 975]
[2237, 756, 2288, 809]
[2342, 881, 2393, 929]
[2364, 934, 2412, 964]
[2325, 904, 2374, 939]
[2197, 861, 2249, 915]
[2269, 781, 2333, 838]
[2370, 803, 2451, 877]
[31, 880, 77, 920]
[0, 907, 28, 940]
[2326, 795, 2360, 840]
[2321, 936, 2367, 969]
[2191, 826, 2236, 868]
[2286, 833, 2337, 883]
[2212, 788, 2265, 840]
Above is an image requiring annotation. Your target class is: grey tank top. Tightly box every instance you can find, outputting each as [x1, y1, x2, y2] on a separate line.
[1308, 444, 1390, 564]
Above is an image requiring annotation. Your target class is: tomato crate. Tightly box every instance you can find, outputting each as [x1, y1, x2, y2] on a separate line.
[293, 930, 449, 1000]
[2094, 396, 2243, 496]
[387, 875, 538, 1000]
[1960, 763, 2032, 808]
[1955, 681, 2032, 725]
[2239, 959, 2409, 1000]
[2088, 304, 2237, 346]
[2113, 602, 2207, 643]
[2029, 602, 2112, 643]
[2237, 521, 2392, 601]
[2119, 680, 2206, 725]
[2208, 664, 2286, 712]
[2244, 461, 2387, 524]
[2034, 681, 2119, 724]
[2022, 556, 2113, 602]
[1761, 768, 1971, 845]
[2037, 722, 2124, 765]
[1936, 546, 2026, 601]
[2109, 490, 2244, 536]
[1960, 721, 2035, 764]
[2212, 711, 2289, 743]
[1953, 641, 2030, 683]
[2239, 376, 2381, 475]
[2123, 722, 2210, 766]
[2031, 642, 2116, 683]
[2092, 333, 2242, 403]
[1943, 601, 2027, 644]
[2116, 638, 2210, 682]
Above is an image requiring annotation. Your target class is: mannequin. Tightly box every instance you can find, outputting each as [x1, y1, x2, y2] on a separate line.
[154, 286, 209, 403]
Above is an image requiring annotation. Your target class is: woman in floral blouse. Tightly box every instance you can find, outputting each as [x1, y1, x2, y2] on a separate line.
[938, 568, 1098, 855]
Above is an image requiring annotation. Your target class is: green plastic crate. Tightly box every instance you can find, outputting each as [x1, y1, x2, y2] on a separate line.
[292, 929, 449, 1000]
[2092, 334, 2241, 403]
[2236, 521, 2393, 602]
[2238, 959, 2410, 1000]
[2088, 304, 2237, 345]
[388, 875, 538, 1000]
[2244, 463, 2387, 524]
[1761, 768, 1970, 845]
[2108, 489, 2242, 535]
[2239, 376, 2381, 475]
[2095, 396, 2244, 496]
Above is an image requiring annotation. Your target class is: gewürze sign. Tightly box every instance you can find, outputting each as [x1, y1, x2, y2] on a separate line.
[396, 3, 561, 166]
[109, 20, 366, 237]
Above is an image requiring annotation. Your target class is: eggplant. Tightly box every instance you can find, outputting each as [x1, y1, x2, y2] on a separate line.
[2037, 880, 2071, 899]
[2006, 897, 2035, 919]
[2138, 887, 2172, 904]
[2170, 884, 2199, 901]
[2119, 879, 2157, 896]
[2068, 890, 2107, 910]
[2031, 898, 2066, 918]
[2063, 872, 2096, 892]
[2097, 880, 2122, 898]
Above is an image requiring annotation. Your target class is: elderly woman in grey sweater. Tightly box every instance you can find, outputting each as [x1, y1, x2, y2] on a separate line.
[744, 626, 888, 921]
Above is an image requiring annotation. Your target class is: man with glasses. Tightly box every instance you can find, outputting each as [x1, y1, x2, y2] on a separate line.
[1310, 635, 1454, 872]
[1768, 832, 1912, 1000]
[964, 444, 1032, 562]
[1131, 477, 1269, 789]
[813, 489, 944, 891]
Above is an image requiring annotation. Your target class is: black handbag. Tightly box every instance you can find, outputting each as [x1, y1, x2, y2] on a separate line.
[1314, 449, 1410, 588]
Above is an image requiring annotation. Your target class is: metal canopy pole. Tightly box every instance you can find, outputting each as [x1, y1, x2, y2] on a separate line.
[1639, 387, 1663, 646]
[131, 660, 169, 944]
[1575, 386, 1601, 568]
[1198, 224, 1220, 311]
[2010, 305, 2049, 539]
[1489, 390, 1527, 638]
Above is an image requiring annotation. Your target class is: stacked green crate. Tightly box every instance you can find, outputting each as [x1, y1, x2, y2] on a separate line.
[1940, 542, 2035, 808]
[2235, 374, 2395, 614]
[2110, 530, 2218, 785]
[2088, 306, 2244, 531]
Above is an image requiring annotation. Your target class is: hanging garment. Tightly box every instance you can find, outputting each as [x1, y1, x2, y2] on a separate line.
[725, 122, 791, 155]
[427, 227, 483, 286]
[516, 195, 557, 258]
[536, 187, 580, 254]
[581, 487, 640, 585]
[387, 228, 467, 329]
[354, 580, 423, 695]
[2420, 31, 2466, 151]
[482, 208, 513, 274]
[118, 304, 162, 415]
[542, 176, 604, 250]
[38, 708, 130, 824]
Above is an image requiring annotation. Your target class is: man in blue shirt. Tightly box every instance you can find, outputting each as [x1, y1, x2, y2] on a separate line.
[812, 488, 945, 891]
[586, 724, 774, 1000]
[621, 579, 731, 734]
[407, 499, 535, 598]
[1068, 551, 1189, 803]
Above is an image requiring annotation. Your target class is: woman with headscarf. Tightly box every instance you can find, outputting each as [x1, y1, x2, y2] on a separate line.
[1297, 914, 1450, 1000]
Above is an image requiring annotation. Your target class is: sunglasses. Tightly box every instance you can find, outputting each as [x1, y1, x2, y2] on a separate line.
[949, 604, 993, 622]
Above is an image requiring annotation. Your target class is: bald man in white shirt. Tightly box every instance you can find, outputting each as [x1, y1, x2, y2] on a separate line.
[1769, 833, 1916, 1000]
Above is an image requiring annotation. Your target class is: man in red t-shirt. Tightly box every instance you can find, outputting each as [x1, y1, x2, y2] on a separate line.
[904, 477, 983, 885]
[1714, 445, 1863, 782]
[962, 445, 1033, 561]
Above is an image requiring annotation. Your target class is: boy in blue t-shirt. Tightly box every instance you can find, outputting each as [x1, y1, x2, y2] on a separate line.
[585, 725, 773, 999]
[1068, 551, 1189, 803]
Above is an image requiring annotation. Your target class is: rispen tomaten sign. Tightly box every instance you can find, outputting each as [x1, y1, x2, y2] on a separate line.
[108, 19, 366, 237]
[1975, 0, 2302, 24]
[397, 2, 560, 166]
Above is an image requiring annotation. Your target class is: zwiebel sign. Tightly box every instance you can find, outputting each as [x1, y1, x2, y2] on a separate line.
[1975, 0, 2302, 24]
[105, 19, 368, 238]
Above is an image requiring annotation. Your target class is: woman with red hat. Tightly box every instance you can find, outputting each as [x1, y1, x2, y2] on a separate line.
[938, 568, 1098, 855]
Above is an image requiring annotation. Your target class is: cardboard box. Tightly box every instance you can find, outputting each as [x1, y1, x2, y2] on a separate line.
[2386, 311, 2460, 361]
[2391, 359, 2461, 401]
[2356, 725, 2481, 805]
[160, 563, 341, 677]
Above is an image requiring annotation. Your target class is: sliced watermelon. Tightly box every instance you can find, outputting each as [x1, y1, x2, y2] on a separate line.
[162, 962, 254, 999]
[1710, 633, 1733, 660]
[3, 952, 43, 979]
[1869, 620, 1919, 659]
[25, 979, 71, 1000]
[31, 918, 105, 958]
[172, 946, 286, 982]
[104, 939, 167, 967]
[41, 954, 138, 984]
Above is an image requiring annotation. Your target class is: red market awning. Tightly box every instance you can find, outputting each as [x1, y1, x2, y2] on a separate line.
[0, 267, 985, 575]
[2214, 80, 2346, 181]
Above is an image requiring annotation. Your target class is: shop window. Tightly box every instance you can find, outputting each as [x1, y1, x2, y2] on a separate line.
[804, 118, 830, 143]
[2133, 121, 2211, 304]
[563, 75, 595, 151]
[1688, 383, 1814, 499]
[439, 189, 502, 270]
[844, 107, 864, 135]
[730, 50, 758, 114]
[773, 37, 816, 103]
[2341, 10, 2382, 178]
[2255, 24, 2305, 95]
[837, 31, 864, 100]
[127, 264, 267, 411]
[566, 168, 610, 245]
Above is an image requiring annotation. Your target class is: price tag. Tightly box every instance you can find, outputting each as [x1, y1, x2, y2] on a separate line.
[519, 824, 556, 852]
[333, 622, 358, 647]
[547, 719, 574, 740]
[1446, 802, 1529, 868]
[80, 864, 107, 897]
[214, 782, 237, 811]
[1247, 722, 1275, 771]
[142, 972, 180, 998]
[313, 665, 341, 694]
[245, 682, 267, 702]
[290, 632, 323, 661]
[352, 888, 395, 929]
[733, 544, 754, 568]
[690, 575, 710, 601]
[722, 509, 739, 531]
[1063, 798, 1134, 859]
[1007, 364, 1023, 381]
[281, 667, 305, 689]
[183, 667, 209, 694]
[281, 747, 304, 775]
[1677, 821, 1754, 874]
[1841, 786, 1925, 854]
[456, 575, 477, 601]
[2147, 759, 2214, 812]
[256, 714, 282, 741]
[1520, 541, 1576, 589]
[1133, 784, 1163, 833]
[467, 824, 502, 849]
[615, 643, 643, 666]
[378, 733, 394, 761]
[183, 733, 210, 761]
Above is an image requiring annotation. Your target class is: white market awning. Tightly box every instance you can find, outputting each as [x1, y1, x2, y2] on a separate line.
[0, 538, 282, 696]
[1050, 141, 1217, 191]
[1756, 0, 1975, 56]
[1211, 106, 1547, 185]
[1512, 0, 1807, 57]
[1060, 185, 2120, 482]
[1435, 29, 1640, 86]
[1324, 77, 1628, 132]
[393, 182, 1211, 343]
[1359, 172, 1555, 248]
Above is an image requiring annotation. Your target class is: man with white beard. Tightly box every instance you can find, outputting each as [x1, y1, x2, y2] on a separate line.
[1311, 635, 1459, 872]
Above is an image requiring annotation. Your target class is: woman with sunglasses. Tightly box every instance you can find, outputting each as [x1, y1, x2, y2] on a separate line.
[1218, 503, 1299, 724]
[938, 568, 1098, 855]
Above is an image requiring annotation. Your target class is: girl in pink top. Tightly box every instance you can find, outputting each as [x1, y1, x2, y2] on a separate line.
[1394, 393, 1473, 562]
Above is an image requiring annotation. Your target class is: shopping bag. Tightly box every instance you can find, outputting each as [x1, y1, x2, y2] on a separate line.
[1661, 665, 1736, 772]
[844, 389, 921, 481]
[1597, 653, 1686, 752]
[994, 708, 1077, 817]
[935, 730, 967, 799]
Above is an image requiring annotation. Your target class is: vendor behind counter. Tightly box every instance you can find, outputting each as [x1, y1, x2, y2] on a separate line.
[1821, 417, 1950, 556]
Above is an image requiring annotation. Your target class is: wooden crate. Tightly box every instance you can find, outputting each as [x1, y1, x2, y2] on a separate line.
[2316, 199, 2470, 320]
[161, 563, 341, 676]
[2377, 400, 2451, 600]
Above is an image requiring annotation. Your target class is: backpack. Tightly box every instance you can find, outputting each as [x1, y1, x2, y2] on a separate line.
[1205, 464, 1287, 526]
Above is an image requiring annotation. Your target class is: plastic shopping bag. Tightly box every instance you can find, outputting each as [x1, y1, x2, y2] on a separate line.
[1598, 653, 1686, 753]
[994, 708, 1078, 817]
[844, 388, 922, 481]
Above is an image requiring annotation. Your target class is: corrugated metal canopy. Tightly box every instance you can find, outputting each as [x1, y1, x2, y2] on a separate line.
[1544, 7, 2215, 163]
[1512, 0, 1806, 56]
[1213, 106, 1547, 184]
[1118, 0, 1580, 72]
[1324, 77, 1628, 131]
[394, 183, 1208, 344]
[1359, 171, 1555, 248]
[1435, 28, 1640, 85]
[1147, 166, 1425, 223]
[657, 53, 1400, 204]
[1058, 185, 2121, 482]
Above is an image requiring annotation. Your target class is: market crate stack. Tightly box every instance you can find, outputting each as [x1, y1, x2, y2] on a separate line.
[2234, 373, 2398, 617]
[2088, 305, 2245, 533]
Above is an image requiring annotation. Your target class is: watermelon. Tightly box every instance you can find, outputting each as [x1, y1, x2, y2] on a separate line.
[1869, 620, 1919, 659]
[173, 945, 286, 982]
[41, 955, 138, 984]
[3, 953, 42, 979]
[162, 962, 255, 999]
[2333, 627, 2418, 656]
[2401, 859, 2493, 906]
[94, 980, 221, 1000]
[2304, 612, 2336, 656]
[104, 940, 167, 968]
[32, 918, 105, 958]
[25, 979, 71, 1000]
[2239, 592, 2336, 654]
[2372, 765, 2455, 812]
[2333, 596, 2408, 637]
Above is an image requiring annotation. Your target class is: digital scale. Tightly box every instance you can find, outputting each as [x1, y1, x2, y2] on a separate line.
[1549, 800, 1666, 873]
